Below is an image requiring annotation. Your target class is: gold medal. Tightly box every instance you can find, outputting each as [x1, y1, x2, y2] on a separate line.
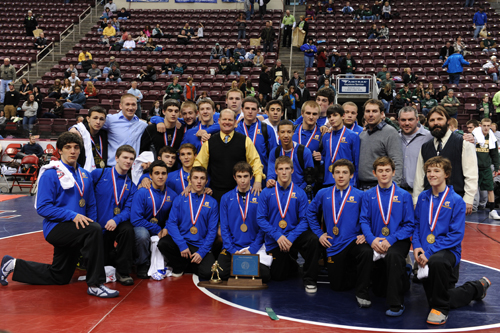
[150, 217, 158, 224]
[79, 198, 85, 207]
[190, 226, 198, 234]
[329, 164, 333, 173]
[427, 233, 435, 244]
[332, 226, 339, 236]
[381, 227, 390, 236]
[114, 207, 121, 215]
[100, 161, 105, 168]
[279, 219, 287, 229]
[240, 224, 248, 232]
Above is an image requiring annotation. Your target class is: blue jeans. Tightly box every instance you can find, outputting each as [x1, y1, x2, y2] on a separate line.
[105, 78, 122, 83]
[363, 15, 375, 20]
[448, 73, 460, 85]
[0, 79, 12, 104]
[474, 25, 484, 39]
[117, 17, 127, 20]
[465, 0, 474, 7]
[63, 102, 83, 112]
[230, 71, 240, 76]
[304, 56, 314, 74]
[381, 99, 390, 114]
[238, 30, 246, 39]
[368, 34, 377, 39]
[492, 73, 498, 82]
[84, 78, 99, 83]
[23, 116, 36, 132]
[383, 12, 390, 19]
[345, 73, 355, 78]
[483, 48, 497, 53]
[422, 107, 431, 116]
[246, 10, 251, 20]
[263, 41, 273, 53]
[134, 227, 154, 266]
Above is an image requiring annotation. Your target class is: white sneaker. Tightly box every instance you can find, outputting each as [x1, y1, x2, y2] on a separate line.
[305, 285, 317, 293]
[489, 210, 500, 220]
[87, 284, 119, 298]
[171, 271, 184, 277]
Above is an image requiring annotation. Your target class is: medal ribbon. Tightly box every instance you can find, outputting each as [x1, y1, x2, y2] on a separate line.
[163, 127, 177, 147]
[376, 184, 395, 226]
[189, 193, 206, 226]
[180, 168, 188, 191]
[281, 144, 295, 162]
[428, 186, 450, 233]
[242, 121, 259, 145]
[236, 188, 251, 222]
[298, 124, 318, 148]
[90, 135, 103, 159]
[330, 126, 346, 164]
[332, 186, 351, 226]
[111, 167, 128, 207]
[275, 183, 294, 220]
[148, 187, 168, 218]
[74, 169, 85, 198]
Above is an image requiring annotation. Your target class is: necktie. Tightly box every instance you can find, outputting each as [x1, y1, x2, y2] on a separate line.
[437, 139, 442, 155]
[224, 135, 229, 144]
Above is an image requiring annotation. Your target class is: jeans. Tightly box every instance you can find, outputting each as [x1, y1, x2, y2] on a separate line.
[383, 12, 390, 19]
[84, 78, 99, 83]
[117, 17, 127, 20]
[474, 25, 484, 39]
[133, 227, 154, 266]
[304, 56, 314, 74]
[161, 71, 172, 76]
[250, 2, 254, 15]
[381, 99, 391, 114]
[263, 41, 273, 53]
[42, 112, 59, 118]
[230, 71, 240, 76]
[238, 30, 246, 39]
[63, 102, 83, 112]
[23, 116, 36, 132]
[483, 48, 497, 53]
[491, 73, 499, 82]
[363, 15, 375, 20]
[0, 79, 12, 104]
[103, 67, 110, 74]
[368, 34, 377, 39]
[105, 78, 122, 83]
[465, 0, 474, 7]
[246, 10, 251, 20]
[422, 107, 431, 116]
[345, 73, 355, 78]
[448, 73, 461, 85]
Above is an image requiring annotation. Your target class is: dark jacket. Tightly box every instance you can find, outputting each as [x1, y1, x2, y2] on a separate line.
[4, 89, 20, 106]
[477, 100, 495, 119]
[260, 26, 276, 42]
[317, 74, 334, 87]
[229, 61, 242, 73]
[34, 37, 47, 48]
[259, 72, 273, 95]
[218, 62, 231, 75]
[24, 16, 37, 30]
[378, 89, 393, 102]
[81, 60, 94, 73]
[338, 56, 357, 74]
[270, 65, 289, 82]
[403, 73, 417, 84]
[440, 45, 455, 59]
[295, 87, 310, 109]
[288, 76, 303, 88]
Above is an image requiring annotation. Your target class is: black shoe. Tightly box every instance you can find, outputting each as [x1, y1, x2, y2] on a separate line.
[116, 272, 134, 286]
[137, 264, 149, 279]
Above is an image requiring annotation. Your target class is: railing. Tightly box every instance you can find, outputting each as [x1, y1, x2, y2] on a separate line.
[14, 64, 30, 84]
[59, 24, 75, 53]
[79, 5, 92, 34]
[36, 42, 55, 77]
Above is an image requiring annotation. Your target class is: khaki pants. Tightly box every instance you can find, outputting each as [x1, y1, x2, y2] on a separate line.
[4, 105, 16, 119]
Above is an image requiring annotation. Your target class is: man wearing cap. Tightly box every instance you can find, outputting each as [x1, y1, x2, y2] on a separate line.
[376, 65, 389, 87]
[473, 6, 487, 40]
[3, 82, 19, 120]
[104, 56, 119, 74]
[317, 68, 334, 87]
[481, 33, 497, 53]
[0, 58, 16, 105]
[210, 43, 223, 61]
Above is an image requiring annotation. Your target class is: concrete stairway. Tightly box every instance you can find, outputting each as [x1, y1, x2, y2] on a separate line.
[279, 4, 306, 80]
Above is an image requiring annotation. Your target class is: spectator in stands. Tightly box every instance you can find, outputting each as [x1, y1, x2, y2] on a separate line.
[382, 1, 391, 19]
[144, 38, 156, 51]
[257, 93, 267, 110]
[196, 22, 204, 38]
[398, 84, 412, 105]
[421, 92, 439, 116]
[60, 78, 73, 99]
[482, 33, 498, 53]
[161, 58, 174, 76]
[63, 85, 86, 112]
[24, 10, 38, 36]
[482, 56, 499, 83]
[174, 63, 184, 75]
[439, 41, 454, 60]
[104, 0, 117, 13]
[261, 20, 276, 53]
[281, 10, 295, 48]
[342, 2, 354, 15]
[244, 49, 255, 63]
[244, 0, 253, 21]
[111, 17, 120, 32]
[149, 100, 161, 119]
[316, 47, 327, 75]
[453, 36, 467, 55]
[177, 29, 191, 45]
[101, 8, 113, 20]
[440, 89, 460, 118]
[236, 13, 247, 40]
[378, 83, 393, 114]
[425, 83, 436, 99]
[319, 78, 335, 93]
[135, 31, 148, 45]
[300, 38, 317, 75]
[217, 57, 230, 75]
[372, 0, 382, 19]
[3, 83, 19, 120]
[184, 77, 197, 102]
[85, 63, 102, 83]
[152, 24, 163, 38]
[362, 5, 374, 20]
[103, 56, 118, 74]
[318, 67, 334, 87]
[22, 94, 38, 132]
[122, 35, 136, 51]
[19, 78, 33, 100]
[98, 18, 108, 33]
[477, 94, 494, 120]
[81, 55, 94, 73]
[117, 8, 130, 20]
[258, 0, 268, 19]
[166, 76, 182, 101]
[270, 59, 290, 82]
[402, 68, 417, 84]
[47, 79, 62, 99]
[231, 81, 238, 89]
[127, 81, 143, 118]
[283, 86, 297, 119]
[259, 65, 273, 100]
[253, 50, 264, 67]
[272, 77, 283, 100]
[84, 81, 98, 99]
[103, 22, 116, 39]
[229, 56, 243, 76]
[305, 5, 315, 20]
[196, 91, 212, 105]
[237, 76, 246, 92]
[339, 52, 357, 77]
[180, 22, 194, 36]
[315, 0, 324, 15]
[367, 24, 379, 39]
[42, 99, 64, 118]
[289, 71, 302, 88]
[138, 65, 156, 82]
[378, 23, 389, 39]
[413, 82, 426, 102]
[380, 72, 395, 90]
[34, 32, 47, 50]
[442, 49, 469, 84]
[326, 48, 341, 68]
[392, 93, 406, 114]
[0, 58, 16, 104]
[232, 42, 246, 60]
[68, 72, 80, 87]
[473, 6, 487, 40]
[65, 64, 78, 79]
[353, 4, 364, 20]
[105, 65, 121, 83]
[210, 43, 224, 61]
[32, 86, 43, 116]
[376, 65, 389, 86]
[16, 135, 44, 158]
[437, 84, 448, 101]
[295, 80, 310, 115]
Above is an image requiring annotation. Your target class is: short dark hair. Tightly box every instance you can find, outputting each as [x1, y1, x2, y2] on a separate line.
[265, 99, 283, 112]
[149, 160, 168, 175]
[57, 132, 83, 151]
[88, 106, 107, 118]
[466, 119, 480, 127]
[326, 104, 344, 117]
[233, 161, 253, 176]
[277, 119, 294, 132]
[178, 143, 197, 155]
[424, 156, 452, 184]
[316, 87, 335, 104]
[242, 96, 259, 108]
[158, 146, 177, 158]
[363, 99, 384, 113]
[191, 166, 208, 178]
[373, 156, 395, 171]
[331, 159, 354, 175]
[163, 99, 181, 111]
[115, 144, 136, 159]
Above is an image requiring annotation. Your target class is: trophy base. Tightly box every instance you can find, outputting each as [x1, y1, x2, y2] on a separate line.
[198, 278, 268, 290]
[209, 279, 223, 284]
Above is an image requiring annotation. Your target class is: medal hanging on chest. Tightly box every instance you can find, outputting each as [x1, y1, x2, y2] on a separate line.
[148, 187, 168, 224]
[189, 193, 206, 234]
[90, 135, 104, 168]
[112, 167, 128, 215]
[164, 126, 177, 147]
[75, 169, 86, 207]
[275, 183, 294, 229]
[332, 186, 351, 236]
[237, 188, 251, 233]
[427, 187, 450, 244]
[328, 126, 346, 173]
[376, 185, 395, 237]
[298, 124, 317, 148]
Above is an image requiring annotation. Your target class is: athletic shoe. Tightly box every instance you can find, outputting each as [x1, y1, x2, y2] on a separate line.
[136, 263, 149, 279]
[356, 296, 372, 308]
[116, 272, 134, 286]
[0, 255, 15, 286]
[87, 284, 119, 298]
[171, 271, 184, 277]
[489, 210, 500, 220]
[426, 309, 448, 325]
[305, 285, 317, 293]
[479, 277, 491, 300]
[386, 305, 405, 317]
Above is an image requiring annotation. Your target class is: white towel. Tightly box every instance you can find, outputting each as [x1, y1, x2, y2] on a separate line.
[237, 245, 273, 267]
[132, 151, 155, 185]
[417, 265, 429, 280]
[473, 127, 497, 149]
[373, 251, 386, 262]
[34, 161, 75, 209]
[74, 122, 96, 172]
[148, 236, 168, 278]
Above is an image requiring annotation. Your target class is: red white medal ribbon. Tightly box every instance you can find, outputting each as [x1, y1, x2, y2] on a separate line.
[242, 121, 259, 145]
[163, 127, 177, 147]
[189, 193, 206, 227]
[180, 168, 188, 191]
[275, 183, 294, 220]
[298, 124, 317, 148]
[429, 186, 450, 233]
[112, 167, 128, 207]
[376, 184, 395, 226]
[330, 126, 346, 164]
[281, 144, 295, 162]
[348, 123, 355, 131]
[332, 186, 351, 226]
[236, 188, 251, 222]
[90, 135, 103, 159]
[74, 169, 85, 198]
[148, 187, 168, 218]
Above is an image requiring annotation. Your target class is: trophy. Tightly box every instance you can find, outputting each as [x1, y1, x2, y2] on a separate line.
[209, 260, 223, 284]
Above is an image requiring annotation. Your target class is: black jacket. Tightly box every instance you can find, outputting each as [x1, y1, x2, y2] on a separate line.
[403, 73, 417, 84]
[260, 26, 276, 42]
[288, 76, 303, 88]
[317, 74, 334, 87]
[259, 72, 272, 95]
[296, 87, 310, 109]
[24, 16, 37, 30]
[338, 57, 357, 74]
[440, 45, 455, 59]
[270, 65, 289, 82]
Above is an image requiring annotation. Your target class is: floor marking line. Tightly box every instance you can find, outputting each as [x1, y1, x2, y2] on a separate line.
[0, 230, 42, 240]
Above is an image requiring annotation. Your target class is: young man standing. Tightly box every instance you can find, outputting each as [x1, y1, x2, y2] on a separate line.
[131, 160, 177, 279]
[91, 145, 137, 286]
[158, 166, 218, 278]
[359, 156, 415, 316]
[1, 132, 118, 298]
[294, 88, 335, 127]
[262, 100, 283, 144]
[257, 156, 320, 293]
[413, 156, 491, 325]
[181, 100, 219, 152]
[293, 100, 322, 153]
[268, 120, 315, 190]
[342, 101, 364, 135]
[167, 143, 197, 195]
[218, 162, 270, 282]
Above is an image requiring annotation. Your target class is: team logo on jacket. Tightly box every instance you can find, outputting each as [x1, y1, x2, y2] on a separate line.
[314, 134, 320, 140]
[291, 192, 297, 199]
[251, 197, 258, 204]
[393, 196, 400, 203]
[341, 137, 347, 143]
[204, 201, 211, 208]
[347, 196, 356, 203]
[167, 196, 171, 202]
[443, 201, 451, 209]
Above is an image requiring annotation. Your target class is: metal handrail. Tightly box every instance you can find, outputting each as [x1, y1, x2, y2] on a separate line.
[36, 42, 55, 77]
[59, 23, 75, 53]
[14, 64, 30, 84]
[79, 5, 92, 34]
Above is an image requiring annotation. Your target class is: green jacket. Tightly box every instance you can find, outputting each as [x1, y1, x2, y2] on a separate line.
[476, 134, 500, 170]
[422, 98, 438, 109]
[492, 90, 500, 114]
[166, 83, 182, 100]
[440, 96, 460, 115]
[380, 78, 395, 90]
[398, 88, 412, 100]
[376, 71, 388, 80]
